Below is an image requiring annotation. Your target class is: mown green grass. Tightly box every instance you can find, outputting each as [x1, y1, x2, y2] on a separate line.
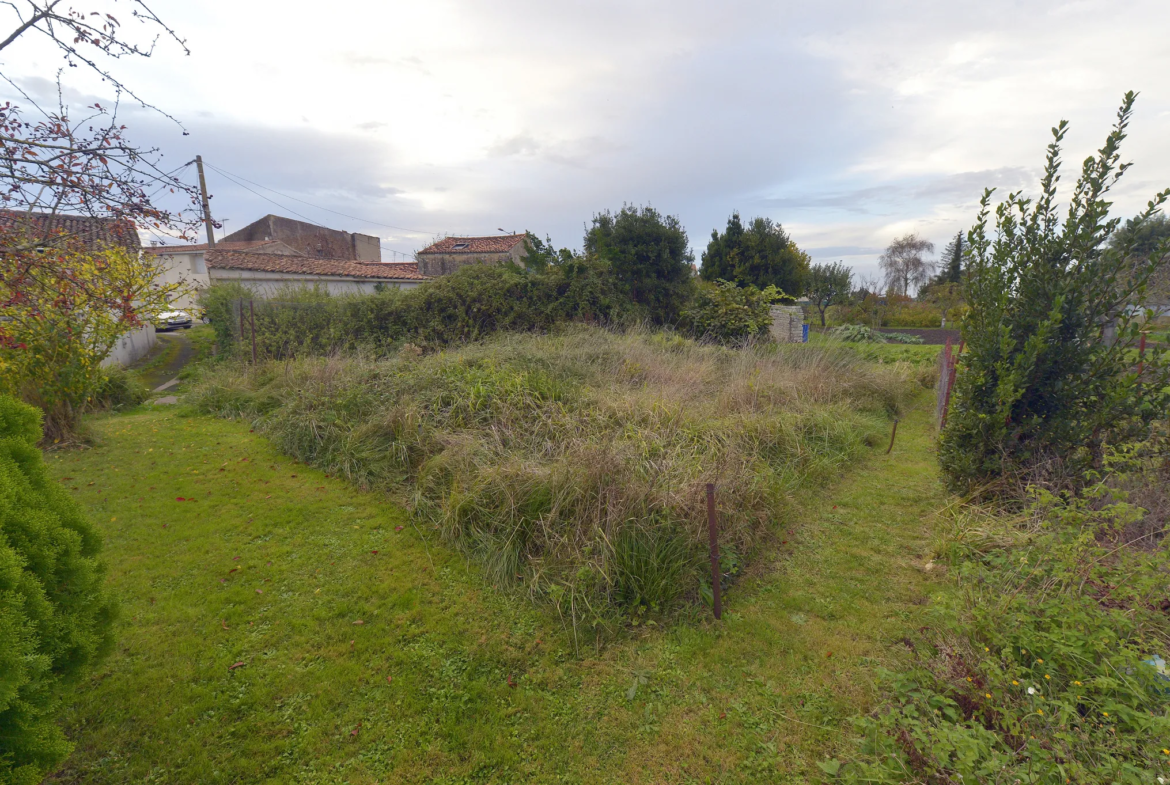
[45, 396, 951, 783]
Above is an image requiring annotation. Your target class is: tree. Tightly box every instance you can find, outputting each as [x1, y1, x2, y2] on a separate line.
[682, 280, 783, 343]
[805, 261, 853, 327]
[0, 393, 116, 784]
[583, 205, 694, 324]
[1110, 213, 1170, 303]
[0, 236, 187, 442]
[879, 233, 935, 296]
[934, 232, 965, 285]
[700, 213, 808, 295]
[939, 92, 1170, 492]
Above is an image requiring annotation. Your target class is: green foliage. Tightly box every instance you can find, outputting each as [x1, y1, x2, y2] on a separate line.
[806, 261, 853, 327]
[190, 328, 913, 629]
[201, 260, 631, 359]
[933, 231, 965, 286]
[681, 280, 781, 343]
[0, 394, 116, 784]
[940, 93, 1170, 492]
[829, 325, 923, 344]
[699, 212, 809, 296]
[830, 453, 1170, 784]
[89, 367, 148, 412]
[584, 205, 695, 324]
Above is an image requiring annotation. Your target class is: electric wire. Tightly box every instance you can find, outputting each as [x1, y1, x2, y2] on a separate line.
[204, 164, 418, 262]
[202, 161, 435, 236]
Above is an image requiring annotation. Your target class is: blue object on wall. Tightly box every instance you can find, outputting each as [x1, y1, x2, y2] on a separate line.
[802, 324, 809, 343]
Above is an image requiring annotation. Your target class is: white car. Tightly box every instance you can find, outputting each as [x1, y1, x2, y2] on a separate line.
[156, 310, 193, 331]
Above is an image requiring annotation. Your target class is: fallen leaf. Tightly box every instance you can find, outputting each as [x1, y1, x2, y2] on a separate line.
[825, 651, 833, 658]
[176, 497, 186, 502]
[719, 711, 727, 719]
[394, 526, 403, 532]
[507, 674, 516, 688]
[352, 620, 365, 626]
[256, 589, 263, 594]
[386, 675, 393, 684]
[228, 568, 238, 574]
[229, 661, 245, 670]
[221, 620, 228, 630]
[233, 556, 241, 561]
[349, 722, 361, 738]
[371, 550, 378, 555]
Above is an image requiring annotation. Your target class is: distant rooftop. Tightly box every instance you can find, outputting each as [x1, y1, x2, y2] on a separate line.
[418, 234, 526, 255]
[205, 250, 428, 281]
[0, 208, 140, 251]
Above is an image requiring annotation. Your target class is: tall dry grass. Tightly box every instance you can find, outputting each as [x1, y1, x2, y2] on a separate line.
[190, 326, 921, 634]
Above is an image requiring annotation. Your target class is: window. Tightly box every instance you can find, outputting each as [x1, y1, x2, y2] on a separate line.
[452, 242, 470, 250]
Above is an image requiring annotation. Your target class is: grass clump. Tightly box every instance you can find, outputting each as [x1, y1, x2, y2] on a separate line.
[190, 326, 917, 629]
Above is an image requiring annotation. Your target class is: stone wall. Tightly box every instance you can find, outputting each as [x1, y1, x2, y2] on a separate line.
[416, 246, 525, 277]
[768, 305, 805, 343]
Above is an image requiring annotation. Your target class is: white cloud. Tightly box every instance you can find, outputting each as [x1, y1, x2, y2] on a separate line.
[1, 0, 1167, 274]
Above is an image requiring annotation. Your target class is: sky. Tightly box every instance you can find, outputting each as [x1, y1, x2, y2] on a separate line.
[3, 0, 1169, 280]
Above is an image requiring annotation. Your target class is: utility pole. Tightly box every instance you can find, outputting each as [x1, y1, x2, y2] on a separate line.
[195, 155, 216, 246]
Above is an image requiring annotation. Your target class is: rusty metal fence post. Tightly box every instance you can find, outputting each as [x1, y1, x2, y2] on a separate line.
[249, 299, 257, 365]
[706, 483, 722, 621]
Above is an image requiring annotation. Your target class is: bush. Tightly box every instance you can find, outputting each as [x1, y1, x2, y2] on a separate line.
[828, 450, 1170, 784]
[189, 328, 917, 635]
[940, 94, 1170, 492]
[89, 367, 148, 412]
[201, 259, 633, 359]
[681, 280, 779, 343]
[0, 394, 117, 783]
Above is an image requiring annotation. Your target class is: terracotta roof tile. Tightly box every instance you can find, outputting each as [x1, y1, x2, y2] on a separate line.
[0, 208, 141, 250]
[206, 250, 428, 281]
[418, 234, 526, 255]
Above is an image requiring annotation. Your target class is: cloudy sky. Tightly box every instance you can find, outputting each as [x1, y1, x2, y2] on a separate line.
[3, 0, 1169, 278]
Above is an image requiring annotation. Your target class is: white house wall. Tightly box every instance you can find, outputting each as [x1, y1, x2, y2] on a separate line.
[208, 268, 423, 296]
[101, 323, 157, 368]
[153, 250, 211, 311]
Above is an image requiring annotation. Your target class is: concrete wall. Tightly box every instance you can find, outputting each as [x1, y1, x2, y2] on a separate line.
[152, 250, 211, 311]
[352, 233, 381, 261]
[208, 268, 423, 297]
[101, 323, 157, 368]
[416, 245, 525, 277]
[768, 305, 805, 343]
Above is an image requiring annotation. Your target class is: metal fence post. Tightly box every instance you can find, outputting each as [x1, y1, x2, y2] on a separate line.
[249, 299, 257, 365]
[706, 483, 722, 621]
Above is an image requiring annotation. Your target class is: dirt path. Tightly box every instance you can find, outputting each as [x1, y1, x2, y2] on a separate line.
[132, 331, 196, 390]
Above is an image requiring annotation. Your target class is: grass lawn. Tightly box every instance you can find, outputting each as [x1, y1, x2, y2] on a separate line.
[45, 398, 951, 783]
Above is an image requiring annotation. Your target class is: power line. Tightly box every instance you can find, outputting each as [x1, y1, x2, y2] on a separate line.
[202, 160, 435, 236]
[203, 162, 422, 261]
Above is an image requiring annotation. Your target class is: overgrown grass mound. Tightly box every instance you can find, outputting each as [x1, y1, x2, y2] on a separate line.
[190, 327, 918, 626]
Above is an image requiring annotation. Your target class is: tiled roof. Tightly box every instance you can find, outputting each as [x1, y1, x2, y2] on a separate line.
[146, 240, 304, 255]
[206, 250, 428, 281]
[417, 234, 526, 255]
[0, 208, 141, 250]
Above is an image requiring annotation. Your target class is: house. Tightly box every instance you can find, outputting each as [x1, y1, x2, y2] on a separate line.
[0, 209, 157, 366]
[0, 208, 140, 250]
[222, 214, 382, 261]
[415, 234, 527, 276]
[147, 243, 427, 303]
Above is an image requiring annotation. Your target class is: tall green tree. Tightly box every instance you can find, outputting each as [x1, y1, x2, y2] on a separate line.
[805, 261, 853, 327]
[935, 232, 965, 285]
[700, 213, 809, 295]
[939, 93, 1170, 492]
[583, 205, 694, 324]
[0, 394, 116, 783]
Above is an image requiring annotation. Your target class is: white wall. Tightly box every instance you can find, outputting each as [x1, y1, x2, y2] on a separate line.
[152, 250, 210, 311]
[208, 268, 423, 296]
[101, 323, 157, 368]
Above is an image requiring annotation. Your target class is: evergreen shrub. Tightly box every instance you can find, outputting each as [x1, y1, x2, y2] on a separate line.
[0, 394, 116, 783]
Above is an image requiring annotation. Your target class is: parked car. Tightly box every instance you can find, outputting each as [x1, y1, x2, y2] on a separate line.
[156, 310, 193, 331]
